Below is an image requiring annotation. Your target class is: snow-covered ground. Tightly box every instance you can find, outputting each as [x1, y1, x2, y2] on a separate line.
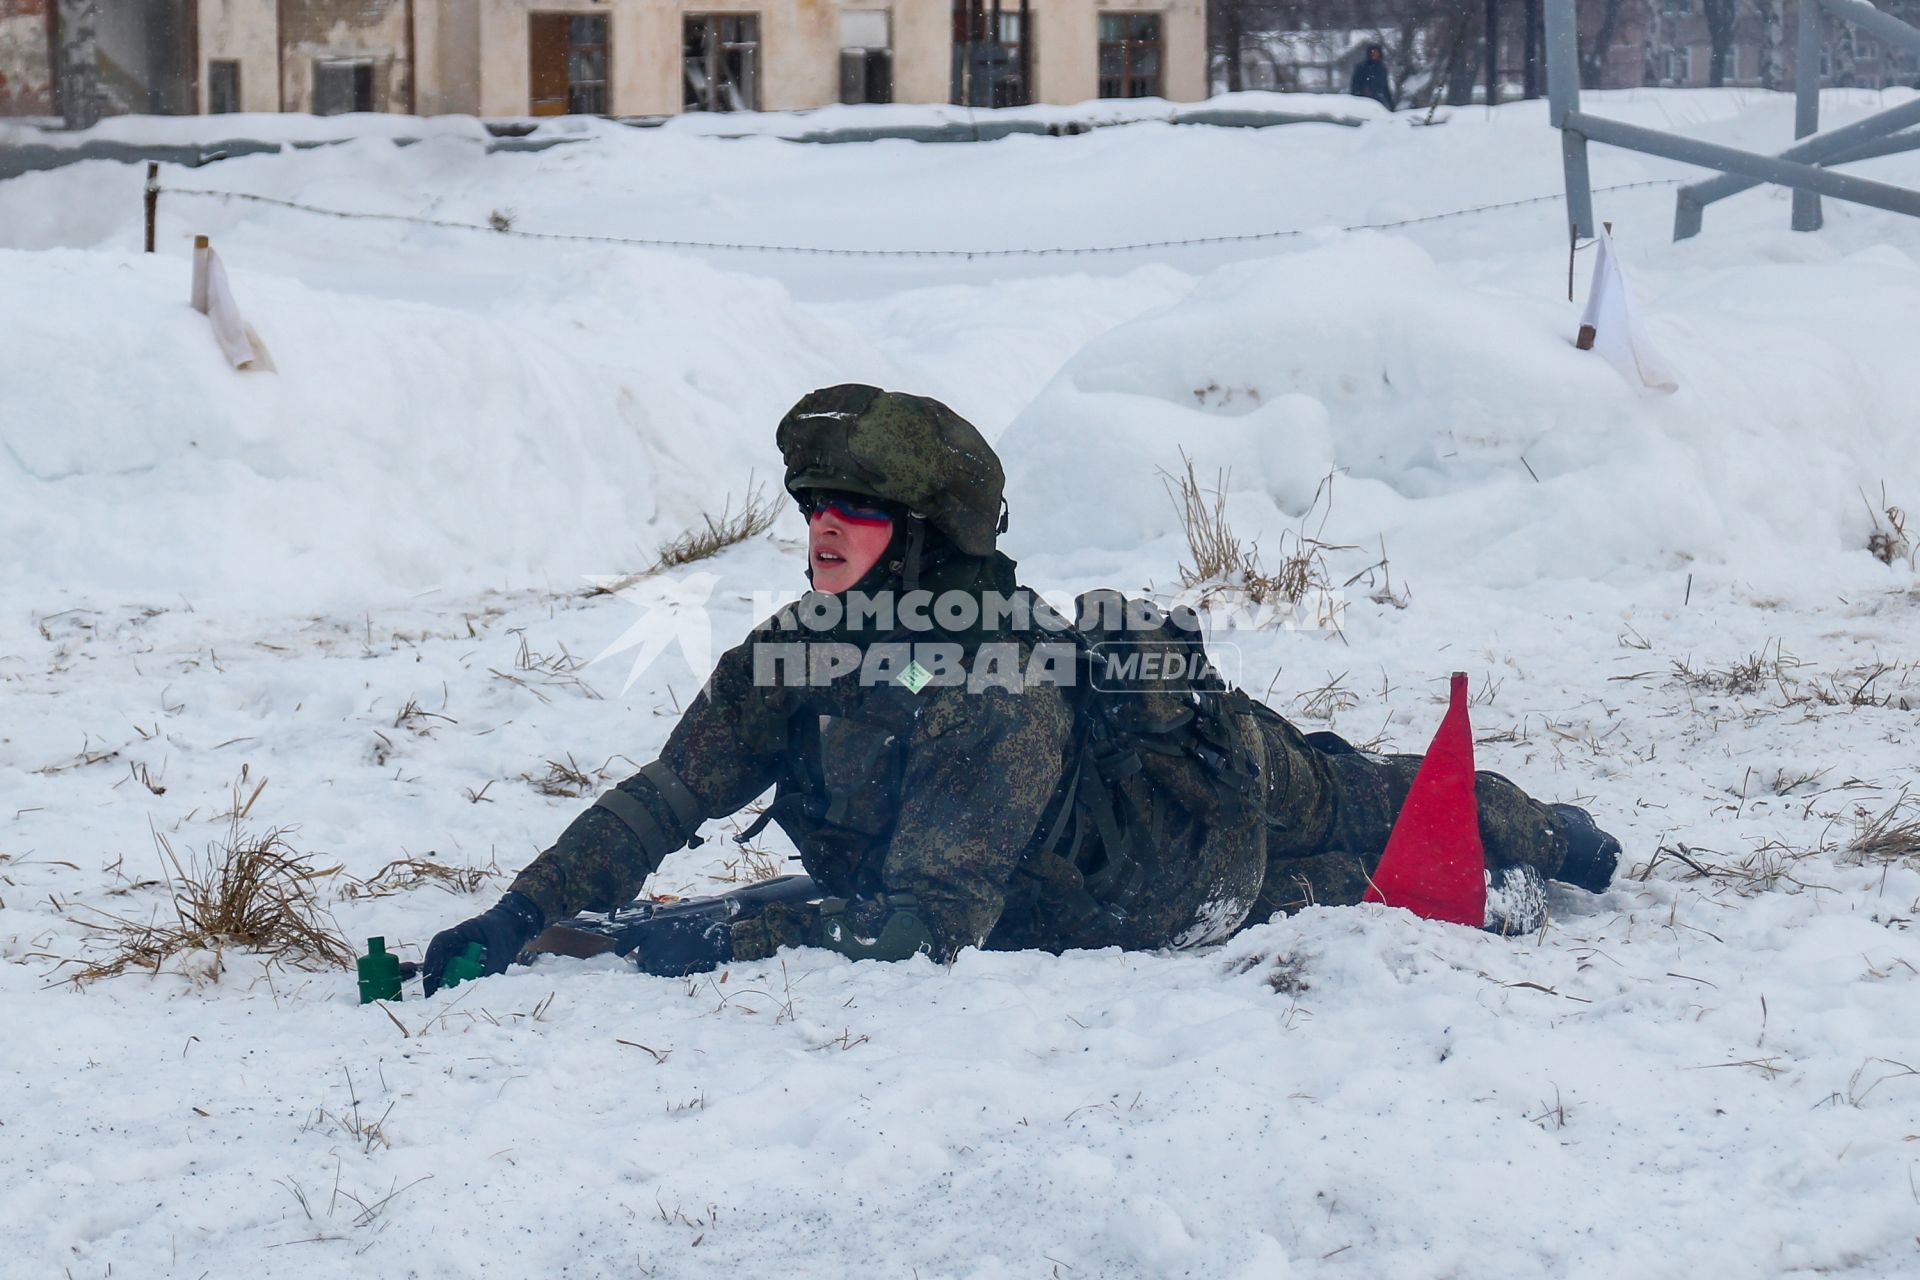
[4, 90, 1919, 1277]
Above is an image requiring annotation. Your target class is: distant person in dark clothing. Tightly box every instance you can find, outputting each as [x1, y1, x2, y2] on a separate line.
[1350, 44, 1396, 111]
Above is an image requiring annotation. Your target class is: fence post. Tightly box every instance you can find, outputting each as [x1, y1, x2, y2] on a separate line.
[1794, 0, 1825, 231]
[1543, 0, 1594, 239]
[144, 162, 160, 253]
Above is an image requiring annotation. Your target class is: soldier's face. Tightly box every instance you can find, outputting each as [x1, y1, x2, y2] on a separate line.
[808, 498, 895, 593]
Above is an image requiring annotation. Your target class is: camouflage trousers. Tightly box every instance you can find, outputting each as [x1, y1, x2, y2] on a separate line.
[1245, 708, 1569, 921]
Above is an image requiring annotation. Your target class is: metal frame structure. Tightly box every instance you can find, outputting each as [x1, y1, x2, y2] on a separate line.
[1544, 0, 1920, 242]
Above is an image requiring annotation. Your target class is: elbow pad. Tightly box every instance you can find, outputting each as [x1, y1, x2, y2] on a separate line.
[591, 760, 706, 874]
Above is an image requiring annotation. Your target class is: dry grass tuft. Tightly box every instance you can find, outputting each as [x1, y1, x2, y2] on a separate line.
[1846, 792, 1920, 867]
[523, 753, 606, 799]
[1864, 485, 1914, 567]
[341, 854, 500, 901]
[1669, 643, 1915, 713]
[489, 634, 602, 703]
[67, 821, 350, 984]
[1671, 640, 1802, 698]
[393, 697, 456, 735]
[1162, 453, 1344, 611]
[588, 481, 781, 598]
[303, 1069, 394, 1154]
[1229, 948, 1312, 996]
[1635, 838, 1830, 897]
[713, 846, 782, 884]
[1264, 954, 1312, 997]
[1809, 661, 1910, 710]
[656, 481, 781, 570]
[1294, 670, 1359, 722]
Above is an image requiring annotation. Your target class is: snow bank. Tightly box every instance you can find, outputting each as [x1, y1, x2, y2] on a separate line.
[0, 110, 492, 149]
[0, 248, 848, 606]
[9, 88, 1920, 612]
[1000, 232, 1920, 591]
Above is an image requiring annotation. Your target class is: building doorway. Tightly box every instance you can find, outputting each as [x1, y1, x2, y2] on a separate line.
[684, 14, 760, 112]
[530, 13, 610, 115]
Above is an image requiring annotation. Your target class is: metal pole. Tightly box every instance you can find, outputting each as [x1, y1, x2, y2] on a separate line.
[1822, 128, 1920, 164]
[1486, 0, 1500, 107]
[1674, 91, 1920, 236]
[1019, 0, 1031, 106]
[1571, 109, 1920, 220]
[1523, 0, 1542, 99]
[990, 0, 1002, 106]
[1542, 0, 1592, 237]
[1794, 0, 1824, 231]
[1819, 0, 1920, 55]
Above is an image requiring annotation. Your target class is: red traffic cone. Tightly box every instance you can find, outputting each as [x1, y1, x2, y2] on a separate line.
[1362, 672, 1486, 927]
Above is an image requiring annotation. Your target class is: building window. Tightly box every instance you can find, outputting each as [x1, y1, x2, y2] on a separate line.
[1668, 45, 1692, 84]
[685, 14, 760, 112]
[530, 14, 609, 116]
[1098, 13, 1162, 100]
[840, 10, 893, 104]
[313, 59, 373, 115]
[991, 11, 1032, 107]
[208, 60, 241, 114]
[951, 2, 1035, 107]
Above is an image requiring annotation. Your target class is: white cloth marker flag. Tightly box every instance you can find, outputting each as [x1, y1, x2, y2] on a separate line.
[1576, 225, 1677, 395]
[191, 239, 275, 372]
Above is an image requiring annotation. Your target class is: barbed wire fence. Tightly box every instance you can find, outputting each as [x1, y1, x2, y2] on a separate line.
[151, 177, 1686, 261]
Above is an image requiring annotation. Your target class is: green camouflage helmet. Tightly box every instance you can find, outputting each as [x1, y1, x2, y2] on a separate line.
[777, 384, 1006, 557]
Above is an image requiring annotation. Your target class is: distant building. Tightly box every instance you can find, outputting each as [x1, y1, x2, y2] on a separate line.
[1, 1, 1211, 120]
[1584, 0, 1918, 91]
[1230, 2, 1918, 104]
[0, 0, 57, 117]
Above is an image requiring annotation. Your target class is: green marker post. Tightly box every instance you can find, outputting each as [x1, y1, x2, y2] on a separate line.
[357, 937, 402, 1004]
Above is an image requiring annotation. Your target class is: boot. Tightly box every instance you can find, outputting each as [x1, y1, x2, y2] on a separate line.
[1550, 803, 1620, 893]
[1484, 864, 1549, 936]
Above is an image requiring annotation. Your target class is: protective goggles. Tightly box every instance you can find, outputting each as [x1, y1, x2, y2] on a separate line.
[803, 493, 896, 527]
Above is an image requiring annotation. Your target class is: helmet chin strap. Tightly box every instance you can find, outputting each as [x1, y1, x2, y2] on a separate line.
[897, 516, 928, 595]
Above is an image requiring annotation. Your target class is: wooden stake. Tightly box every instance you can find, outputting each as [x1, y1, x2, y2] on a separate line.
[144, 162, 160, 253]
[192, 235, 211, 314]
[1572, 222, 1613, 349]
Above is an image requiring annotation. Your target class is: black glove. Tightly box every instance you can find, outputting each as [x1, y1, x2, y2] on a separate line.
[421, 891, 544, 996]
[632, 911, 735, 978]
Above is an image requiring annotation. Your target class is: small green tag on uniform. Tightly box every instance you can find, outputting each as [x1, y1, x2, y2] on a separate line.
[896, 659, 933, 693]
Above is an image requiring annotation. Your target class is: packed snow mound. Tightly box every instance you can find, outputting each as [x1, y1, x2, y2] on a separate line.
[1001, 234, 1920, 589]
[0, 248, 897, 606]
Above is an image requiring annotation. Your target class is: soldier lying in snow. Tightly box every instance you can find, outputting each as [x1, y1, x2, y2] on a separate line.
[421, 385, 1619, 992]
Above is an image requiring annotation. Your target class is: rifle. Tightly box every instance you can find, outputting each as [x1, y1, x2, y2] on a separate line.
[516, 873, 822, 976]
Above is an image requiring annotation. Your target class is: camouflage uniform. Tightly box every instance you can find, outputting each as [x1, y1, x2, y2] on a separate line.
[504, 385, 1579, 965]
[508, 628, 1571, 959]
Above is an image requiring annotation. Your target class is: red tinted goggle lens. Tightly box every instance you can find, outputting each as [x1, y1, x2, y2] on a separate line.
[807, 495, 894, 525]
